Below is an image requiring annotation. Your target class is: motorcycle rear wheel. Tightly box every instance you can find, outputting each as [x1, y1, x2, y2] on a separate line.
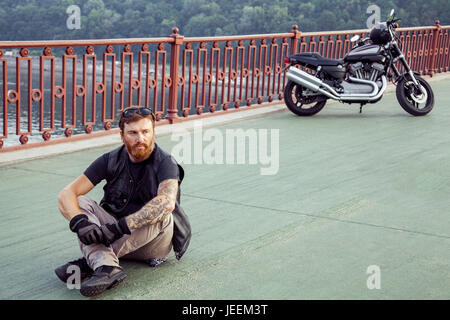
[284, 80, 327, 116]
[396, 76, 434, 116]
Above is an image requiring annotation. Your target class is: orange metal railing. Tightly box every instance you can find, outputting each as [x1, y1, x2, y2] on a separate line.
[0, 22, 448, 150]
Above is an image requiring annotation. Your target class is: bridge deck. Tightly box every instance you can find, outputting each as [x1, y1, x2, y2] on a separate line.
[1, 77, 449, 299]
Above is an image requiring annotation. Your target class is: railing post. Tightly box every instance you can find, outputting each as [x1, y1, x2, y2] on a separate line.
[290, 25, 301, 55]
[428, 20, 441, 77]
[167, 27, 184, 123]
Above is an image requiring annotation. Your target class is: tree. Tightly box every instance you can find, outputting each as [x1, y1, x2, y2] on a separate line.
[0, 0, 447, 41]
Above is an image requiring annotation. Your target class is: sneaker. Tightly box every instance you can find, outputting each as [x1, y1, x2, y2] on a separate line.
[146, 257, 168, 267]
[54, 257, 93, 284]
[80, 265, 127, 297]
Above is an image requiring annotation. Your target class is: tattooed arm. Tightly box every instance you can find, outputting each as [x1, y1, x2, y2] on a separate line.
[125, 179, 178, 231]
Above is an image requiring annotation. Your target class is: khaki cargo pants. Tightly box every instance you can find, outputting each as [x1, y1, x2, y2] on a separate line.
[77, 195, 173, 271]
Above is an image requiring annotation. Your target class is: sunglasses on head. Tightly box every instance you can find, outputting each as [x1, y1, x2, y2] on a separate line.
[122, 107, 155, 119]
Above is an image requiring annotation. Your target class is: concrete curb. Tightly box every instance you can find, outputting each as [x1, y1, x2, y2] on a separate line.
[0, 104, 287, 166]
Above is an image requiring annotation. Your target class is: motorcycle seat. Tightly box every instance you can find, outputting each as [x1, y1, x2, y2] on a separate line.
[291, 52, 344, 67]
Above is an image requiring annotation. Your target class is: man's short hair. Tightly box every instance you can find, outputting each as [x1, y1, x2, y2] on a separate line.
[118, 106, 155, 131]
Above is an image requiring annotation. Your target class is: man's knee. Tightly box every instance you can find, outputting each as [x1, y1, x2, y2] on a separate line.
[77, 195, 95, 214]
[77, 196, 116, 226]
[119, 217, 173, 260]
[76, 196, 102, 226]
[136, 213, 172, 243]
[153, 213, 173, 243]
[115, 214, 173, 259]
[161, 212, 173, 232]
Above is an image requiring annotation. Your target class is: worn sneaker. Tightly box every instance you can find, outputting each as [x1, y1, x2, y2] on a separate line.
[80, 265, 127, 297]
[54, 257, 93, 284]
[146, 257, 168, 267]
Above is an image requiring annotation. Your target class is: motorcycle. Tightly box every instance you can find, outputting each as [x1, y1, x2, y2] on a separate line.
[283, 9, 434, 116]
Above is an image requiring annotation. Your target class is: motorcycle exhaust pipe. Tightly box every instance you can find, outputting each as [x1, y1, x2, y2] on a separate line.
[286, 67, 387, 101]
[286, 67, 340, 99]
[344, 76, 384, 100]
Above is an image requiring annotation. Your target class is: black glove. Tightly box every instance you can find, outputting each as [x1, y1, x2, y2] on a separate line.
[99, 218, 131, 246]
[69, 214, 104, 245]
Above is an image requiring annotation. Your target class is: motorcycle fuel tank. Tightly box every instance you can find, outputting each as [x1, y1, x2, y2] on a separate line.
[344, 44, 385, 63]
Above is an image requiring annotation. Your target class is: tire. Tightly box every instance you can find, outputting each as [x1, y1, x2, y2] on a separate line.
[396, 75, 434, 116]
[284, 80, 326, 116]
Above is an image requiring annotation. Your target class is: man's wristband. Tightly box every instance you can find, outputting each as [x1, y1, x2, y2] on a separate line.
[69, 214, 89, 232]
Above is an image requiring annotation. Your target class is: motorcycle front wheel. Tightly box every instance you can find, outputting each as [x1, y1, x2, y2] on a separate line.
[284, 80, 327, 116]
[396, 75, 434, 116]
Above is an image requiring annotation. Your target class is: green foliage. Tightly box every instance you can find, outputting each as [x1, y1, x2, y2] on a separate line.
[0, 0, 448, 40]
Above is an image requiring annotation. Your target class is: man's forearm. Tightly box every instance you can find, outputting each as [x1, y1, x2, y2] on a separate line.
[58, 174, 95, 221]
[58, 188, 84, 221]
[125, 179, 178, 230]
[125, 195, 172, 230]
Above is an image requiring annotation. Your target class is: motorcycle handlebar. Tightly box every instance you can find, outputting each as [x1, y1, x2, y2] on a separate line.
[387, 18, 401, 26]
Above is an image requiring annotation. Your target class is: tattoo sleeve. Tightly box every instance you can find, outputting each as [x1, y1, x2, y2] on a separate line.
[125, 179, 178, 230]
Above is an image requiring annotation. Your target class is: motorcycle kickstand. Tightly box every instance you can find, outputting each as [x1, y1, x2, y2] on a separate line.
[359, 104, 363, 113]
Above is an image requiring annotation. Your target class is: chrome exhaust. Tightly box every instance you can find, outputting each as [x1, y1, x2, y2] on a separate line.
[286, 66, 387, 101]
[286, 67, 340, 99]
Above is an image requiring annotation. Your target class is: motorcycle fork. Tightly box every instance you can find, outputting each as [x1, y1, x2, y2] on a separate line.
[391, 59, 425, 97]
[391, 42, 421, 88]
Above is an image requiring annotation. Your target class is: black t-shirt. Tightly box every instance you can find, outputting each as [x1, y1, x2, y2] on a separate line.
[84, 143, 179, 218]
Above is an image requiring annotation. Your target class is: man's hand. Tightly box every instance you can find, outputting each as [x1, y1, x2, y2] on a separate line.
[99, 218, 131, 246]
[69, 214, 104, 245]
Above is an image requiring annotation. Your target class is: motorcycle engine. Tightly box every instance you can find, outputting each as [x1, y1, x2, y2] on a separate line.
[350, 62, 385, 82]
[333, 62, 385, 95]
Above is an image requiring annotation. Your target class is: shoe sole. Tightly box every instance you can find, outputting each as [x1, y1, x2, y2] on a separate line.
[80, 272, 127, 297]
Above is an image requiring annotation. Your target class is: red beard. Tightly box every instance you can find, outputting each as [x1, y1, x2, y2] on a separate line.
[125, 140, 154, 162]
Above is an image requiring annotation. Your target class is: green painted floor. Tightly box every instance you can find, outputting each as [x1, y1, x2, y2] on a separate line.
[1, 78, 450, 299]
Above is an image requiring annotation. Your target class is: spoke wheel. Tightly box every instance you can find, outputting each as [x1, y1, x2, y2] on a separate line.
[284, 80, 327, 116]
[396, 76, 434, 116]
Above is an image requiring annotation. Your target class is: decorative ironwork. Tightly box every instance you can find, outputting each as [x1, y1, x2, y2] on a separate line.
[0, 24, 448, 149]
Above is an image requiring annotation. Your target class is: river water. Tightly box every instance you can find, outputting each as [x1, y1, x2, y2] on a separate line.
[0, 55, 278, 147]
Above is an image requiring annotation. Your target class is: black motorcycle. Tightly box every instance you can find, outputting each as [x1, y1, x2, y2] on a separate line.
[283, 9, 434, 116]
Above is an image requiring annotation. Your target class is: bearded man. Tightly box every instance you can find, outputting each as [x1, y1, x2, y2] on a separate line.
[55, 106, 191, 297]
